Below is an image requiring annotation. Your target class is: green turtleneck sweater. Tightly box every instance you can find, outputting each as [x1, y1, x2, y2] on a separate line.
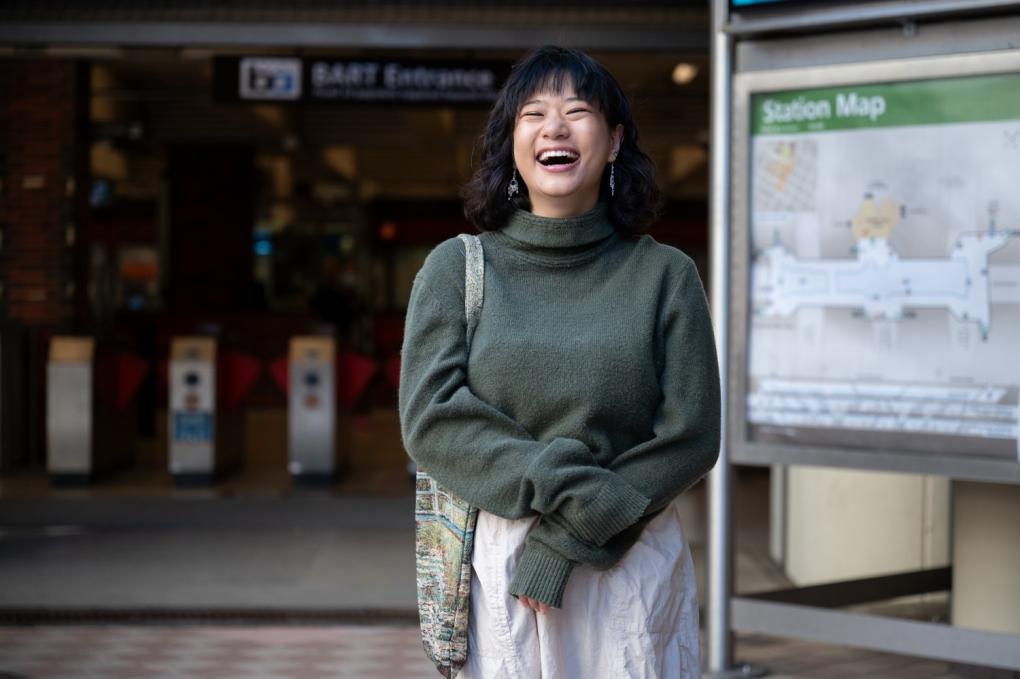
[398, 203, 720, 608]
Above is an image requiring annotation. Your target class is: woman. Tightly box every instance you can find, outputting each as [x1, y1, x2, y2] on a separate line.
[399, 46, 720, 678]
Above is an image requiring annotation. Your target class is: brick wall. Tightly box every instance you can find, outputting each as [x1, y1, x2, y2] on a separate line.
[0, 58, 84, 328]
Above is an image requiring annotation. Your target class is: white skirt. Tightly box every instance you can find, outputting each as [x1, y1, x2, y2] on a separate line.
[457, 499, 701, 679]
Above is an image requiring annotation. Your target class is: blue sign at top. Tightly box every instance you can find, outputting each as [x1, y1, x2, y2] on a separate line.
[732, 0, 852, 6]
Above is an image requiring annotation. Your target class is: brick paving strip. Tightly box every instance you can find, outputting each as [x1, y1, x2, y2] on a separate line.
[0, 624, 965, 679]
[0, 624, 438, 679]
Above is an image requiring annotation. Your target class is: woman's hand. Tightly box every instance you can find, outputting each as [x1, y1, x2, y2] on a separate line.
[518, 595, 551, 615]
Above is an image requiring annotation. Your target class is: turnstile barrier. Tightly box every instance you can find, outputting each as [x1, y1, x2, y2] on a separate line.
[287, 336, 338, 483]
[46, 337, 141, 483]
[46, 337, 94, 482]
[168, 336, 243, 484]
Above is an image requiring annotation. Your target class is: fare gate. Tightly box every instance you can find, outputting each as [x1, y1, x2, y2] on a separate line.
[46, 337, 95, 483]
[46, 336, 140, 483]
[168, 336, 232, 484]
[288, 336, 338, 483]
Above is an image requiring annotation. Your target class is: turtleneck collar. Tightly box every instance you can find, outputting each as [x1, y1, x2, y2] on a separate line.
[500, 201, 615, 249]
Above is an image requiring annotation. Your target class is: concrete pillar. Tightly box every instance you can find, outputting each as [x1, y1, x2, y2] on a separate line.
[785, 467, 950, 585]
[952, 481, 1020, 634]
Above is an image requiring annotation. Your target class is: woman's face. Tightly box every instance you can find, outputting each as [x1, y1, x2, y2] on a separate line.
[512, 81, 623, 219]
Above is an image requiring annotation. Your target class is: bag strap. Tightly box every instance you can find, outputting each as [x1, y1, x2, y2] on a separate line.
[457, 234, 484, 348]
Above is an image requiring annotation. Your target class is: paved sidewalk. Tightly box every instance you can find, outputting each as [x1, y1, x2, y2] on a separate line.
[0, 624, 962, 679]
[0, 495, 417, 611]
[0, 470, 978, 677]
[0, 474, 787, 612]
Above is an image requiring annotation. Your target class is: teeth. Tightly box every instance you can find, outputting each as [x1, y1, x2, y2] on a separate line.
[538, 150, 579, 162]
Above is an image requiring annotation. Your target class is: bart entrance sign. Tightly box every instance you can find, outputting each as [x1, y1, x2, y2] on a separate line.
[214, 56, 509, 106]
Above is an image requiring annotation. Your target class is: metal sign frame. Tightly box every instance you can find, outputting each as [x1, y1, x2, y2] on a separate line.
[727, 49, 1020, 485]
[707, 9, 1020, 663]
[725, 0, 1018, 36]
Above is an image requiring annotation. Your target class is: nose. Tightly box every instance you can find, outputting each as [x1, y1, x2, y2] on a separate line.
[541, 109, 569, 138]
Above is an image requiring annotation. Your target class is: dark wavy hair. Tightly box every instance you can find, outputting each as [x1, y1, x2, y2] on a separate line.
[462, 46, 661, 235]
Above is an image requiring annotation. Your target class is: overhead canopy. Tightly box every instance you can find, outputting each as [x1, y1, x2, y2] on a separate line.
[0, 0, 709, 51]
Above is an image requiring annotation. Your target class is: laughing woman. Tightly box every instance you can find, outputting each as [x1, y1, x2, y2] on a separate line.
[399, 46, 720, 678]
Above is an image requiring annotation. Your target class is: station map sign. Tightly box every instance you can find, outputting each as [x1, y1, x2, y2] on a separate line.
[214, 56, 510, 106]
[744, 72, 1020, 464]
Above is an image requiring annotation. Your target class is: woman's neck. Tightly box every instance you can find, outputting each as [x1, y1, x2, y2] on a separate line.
[528, 194, 599, 220]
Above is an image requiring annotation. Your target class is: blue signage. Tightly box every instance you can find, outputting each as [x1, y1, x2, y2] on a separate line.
[173, 413, 213, 443]
[732, 0, 872, 6]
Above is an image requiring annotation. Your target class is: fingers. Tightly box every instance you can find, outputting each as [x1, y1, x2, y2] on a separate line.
[519, 596, 551, 615]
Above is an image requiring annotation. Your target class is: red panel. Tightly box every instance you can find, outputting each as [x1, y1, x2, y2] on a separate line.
[338, 352, 377, 409]
[218, 352, 262, 412]
[115, 353, 150, 411]
[268, 356, 289, 396]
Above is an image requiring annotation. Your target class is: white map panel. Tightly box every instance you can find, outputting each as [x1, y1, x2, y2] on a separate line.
[747, 121, 1020, 458]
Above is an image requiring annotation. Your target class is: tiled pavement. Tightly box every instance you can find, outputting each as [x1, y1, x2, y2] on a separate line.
[0, 624, 436, 679]
[0, 623, 963, 679]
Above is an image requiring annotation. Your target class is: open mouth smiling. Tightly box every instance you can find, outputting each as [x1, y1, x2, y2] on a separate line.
[537, 148, 580, 169]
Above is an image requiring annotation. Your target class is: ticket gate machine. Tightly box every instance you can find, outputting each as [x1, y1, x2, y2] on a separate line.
[46, 336, 135, 484]
[46, 337, 96, 483]
[169, 336, 242, 484]
[288, 336, 338, 484]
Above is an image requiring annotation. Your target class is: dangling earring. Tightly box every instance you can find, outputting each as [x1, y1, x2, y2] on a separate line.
[609, 162, 616, 198]
[507, 168, 519, 200]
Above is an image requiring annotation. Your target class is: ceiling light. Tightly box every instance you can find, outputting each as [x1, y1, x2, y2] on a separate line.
[671, 63, 698, 86]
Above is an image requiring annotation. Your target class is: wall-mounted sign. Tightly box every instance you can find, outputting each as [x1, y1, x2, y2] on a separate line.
[729, 52, 1020, 482]
[214, 57, 510, 106]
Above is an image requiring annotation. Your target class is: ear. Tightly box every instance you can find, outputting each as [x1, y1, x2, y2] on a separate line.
[609, 124, 624, 161]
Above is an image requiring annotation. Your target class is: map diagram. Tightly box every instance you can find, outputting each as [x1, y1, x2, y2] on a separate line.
[753, 197, 1018, 340]
[746, 123, 1020, 457]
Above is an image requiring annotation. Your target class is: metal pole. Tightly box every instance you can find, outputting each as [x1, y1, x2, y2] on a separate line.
[707, 0, 734, 673]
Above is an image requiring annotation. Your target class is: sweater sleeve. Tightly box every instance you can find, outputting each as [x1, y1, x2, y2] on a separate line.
[398, 239, 650, 540]
[508, 256, 721, 606]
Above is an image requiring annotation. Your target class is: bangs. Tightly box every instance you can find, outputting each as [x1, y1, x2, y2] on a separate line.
[502, 48, 617, 121]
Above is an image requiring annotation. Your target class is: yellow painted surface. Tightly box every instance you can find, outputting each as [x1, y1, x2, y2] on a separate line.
[851, 196, 900, 240]
[289, 336, 336, 364]
[170, 337, 216, 361]
[49, 336, 95, 363]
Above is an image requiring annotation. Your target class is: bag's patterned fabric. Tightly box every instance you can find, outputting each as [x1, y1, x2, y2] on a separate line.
[415, 473, 479, 677]
[414, 233, 483, 678]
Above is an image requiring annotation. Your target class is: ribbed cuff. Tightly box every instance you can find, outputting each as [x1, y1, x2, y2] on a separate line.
[571, 474, 650, 547]
[508, 540, 575, 609]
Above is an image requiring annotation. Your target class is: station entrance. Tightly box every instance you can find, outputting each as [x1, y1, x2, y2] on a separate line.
[3, 40, 711, 494]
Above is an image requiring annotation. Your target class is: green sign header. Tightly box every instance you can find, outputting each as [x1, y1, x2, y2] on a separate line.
[752, 73, 1020, 135]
